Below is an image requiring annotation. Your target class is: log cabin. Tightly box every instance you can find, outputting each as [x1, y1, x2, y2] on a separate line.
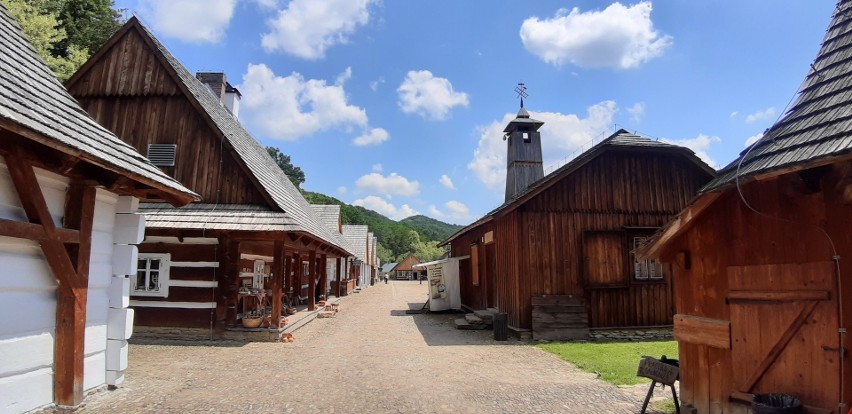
[0, 5, 197, 411]
[440, 106, 715, 340]
[639, 2, 852, 412]
[310, 204, 357, 298]
[390, 254, 423, 280]
[64, 17, 354, 340]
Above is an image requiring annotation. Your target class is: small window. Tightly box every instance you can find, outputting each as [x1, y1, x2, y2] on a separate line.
[632, 237, 663, 280]
[522, 132, 530, 142]
[132, 253, 170, 297]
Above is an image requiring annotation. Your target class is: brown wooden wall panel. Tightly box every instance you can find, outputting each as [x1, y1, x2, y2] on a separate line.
[134, 307, 212, 328]
[673, 314, 731, 349]
[139, 243, 218, 262]
[583, 231, 626, 286]
[169, 267, 218, 281]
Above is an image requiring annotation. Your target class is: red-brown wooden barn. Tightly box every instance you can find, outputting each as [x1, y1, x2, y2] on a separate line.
[640, 2, 852, 412]
[65, 17, 355, 340]
[440, 110, 715, 339]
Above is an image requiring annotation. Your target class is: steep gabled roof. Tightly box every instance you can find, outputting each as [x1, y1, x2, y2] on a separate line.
[441, 129, 714, 246]
[381, 262, 397, 273]
[342, 225, 369, 261]
[66, 17, 349, 255]
[705, 1, 852, 192]
[0, 5, 196, 205]
[310, 204, 356, 256]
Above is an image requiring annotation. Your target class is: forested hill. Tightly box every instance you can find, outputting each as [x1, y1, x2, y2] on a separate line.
[302, 191, 464, 263]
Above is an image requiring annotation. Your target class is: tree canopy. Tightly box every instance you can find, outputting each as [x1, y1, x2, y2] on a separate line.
[3, 0, 122, 81]
[266, 146, 305, 188]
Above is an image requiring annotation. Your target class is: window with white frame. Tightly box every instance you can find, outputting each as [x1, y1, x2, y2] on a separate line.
[133, 253, 170, 297]
[632, 237, 663, 280]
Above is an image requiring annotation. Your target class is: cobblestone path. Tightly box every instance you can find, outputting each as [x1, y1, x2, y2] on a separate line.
[51, 281, 657, 413]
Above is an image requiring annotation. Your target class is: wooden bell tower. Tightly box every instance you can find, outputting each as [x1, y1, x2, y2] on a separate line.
[504, 83, 544, 201]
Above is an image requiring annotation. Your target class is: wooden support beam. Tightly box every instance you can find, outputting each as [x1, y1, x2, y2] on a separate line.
[271, 241, 284, 328]
[727, 290, 830, 302]
[308, 250, 317, 311]
[0, 218, 80, 243]
[284, 254, 292, 297]
[319, 254, 327, 300]
[293, 252, 302, 303]
[335, 257, 342, 298]
[224, 240, 241, 327]
[214, 235, 230, 336]
[673, 314, 731, 349]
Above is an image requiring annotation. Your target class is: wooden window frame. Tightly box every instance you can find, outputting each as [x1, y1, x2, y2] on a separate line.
[132, 253, 171, 297]
[628, 230, 665, 284]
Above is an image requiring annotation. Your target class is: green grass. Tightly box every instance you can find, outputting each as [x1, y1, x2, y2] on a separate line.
[536, 340, 678, 386]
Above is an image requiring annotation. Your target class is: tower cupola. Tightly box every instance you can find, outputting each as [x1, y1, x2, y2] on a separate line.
[504, 84, 544, 201]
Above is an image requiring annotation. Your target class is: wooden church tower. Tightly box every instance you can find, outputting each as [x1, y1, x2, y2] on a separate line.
[504, 84, 544, 201]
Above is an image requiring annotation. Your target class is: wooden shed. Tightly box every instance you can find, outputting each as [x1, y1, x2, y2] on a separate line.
[390, 254, 423, 280]
[640, 2, 852, 412]
[64, 17, 353, 340]
[441, 123, 715, 338]
[0, 5, 196, 410]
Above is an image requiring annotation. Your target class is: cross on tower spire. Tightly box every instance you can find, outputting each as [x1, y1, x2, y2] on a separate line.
[514, 82, 528, 108]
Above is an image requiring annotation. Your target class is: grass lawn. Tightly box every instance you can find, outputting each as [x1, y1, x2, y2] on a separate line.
[537, 340, 678, 386]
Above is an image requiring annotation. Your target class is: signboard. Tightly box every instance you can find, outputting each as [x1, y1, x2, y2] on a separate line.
[428, 265, 446, 299]
[637, 356, 679, 385]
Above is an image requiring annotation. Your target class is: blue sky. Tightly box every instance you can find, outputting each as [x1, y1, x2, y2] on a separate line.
[114, 0, 835, 225]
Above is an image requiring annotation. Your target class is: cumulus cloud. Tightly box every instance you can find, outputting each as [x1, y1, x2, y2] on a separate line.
[353, 196, 418, 220]
[369, 77, 385, 92]
[444, 200, 470, 220]
[661, 134, 721, 168]
[628, 102, 645, 123]
[355, 172, 420, 197]
[353, 128, 389, 146]
[745, 133, 763, 147]
[239, 64, 367, 140]
[730, 111, 739, 119]
[261, 0, 375, 59]
[745, 107, 777, 124]
[254, 0, 278, 8]
[519, 2, 671, 69]
[337, 186, 347, 194]
[439, 174, 455, 190]
[138, 0, 236, 43]
[397, 70, 469, 120]
[469, 101, 617, 189]
[372, 164, 382, 172]
[428, 205, 444, 218]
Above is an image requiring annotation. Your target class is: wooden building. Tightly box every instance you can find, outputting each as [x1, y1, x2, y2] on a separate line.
[390, 254, 423, 280]
[441, 115, 715, 338]
[342, 224, 371, 291]
[640, 2, 852, 412]
[65, 17, 353, 339]
[311, 204, 357, 297]
[0, 5, 196, 410]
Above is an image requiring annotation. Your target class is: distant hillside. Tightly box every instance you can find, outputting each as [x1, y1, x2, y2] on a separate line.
[302, 191, 462, 262]
[400, 215, 463, 242]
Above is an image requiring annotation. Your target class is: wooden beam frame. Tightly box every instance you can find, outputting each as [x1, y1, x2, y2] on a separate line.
[271, 241, 284, 328]
[5, 152, 96, 406]
[308, 250, 317, 311]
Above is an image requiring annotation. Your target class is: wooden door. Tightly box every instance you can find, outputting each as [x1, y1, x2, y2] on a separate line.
[728, 262, 839, 410]
[486, 243, 497, 308]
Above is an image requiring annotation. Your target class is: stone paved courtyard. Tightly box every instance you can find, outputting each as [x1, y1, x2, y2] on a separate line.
[47, 281, 667, 413]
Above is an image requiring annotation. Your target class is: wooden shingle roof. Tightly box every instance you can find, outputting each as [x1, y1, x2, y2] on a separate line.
[342, 225, 369, 261]
[705, 0, 852, 191]
[0, 5, 196, 205]
[141, 203, 301, 232]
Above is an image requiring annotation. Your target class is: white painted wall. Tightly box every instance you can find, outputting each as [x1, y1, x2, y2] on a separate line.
[0, 159, 123, 413]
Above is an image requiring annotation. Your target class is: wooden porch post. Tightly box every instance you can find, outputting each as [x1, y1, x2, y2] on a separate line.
[225, 240, 241, 327]
[294, 252, 302, 303]
[308, 250, 317, 310]
[271, 240, 284, 328]
[335, 257, 342, 298]
[319, 254, 328, 300]
[284, 254, 292, 298]
[214, 234, 229, 336]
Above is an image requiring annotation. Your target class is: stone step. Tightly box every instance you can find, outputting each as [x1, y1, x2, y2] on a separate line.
[465, 314, 484, 325]
[473, 309, 497, 323]
[455, 318, 488, 330]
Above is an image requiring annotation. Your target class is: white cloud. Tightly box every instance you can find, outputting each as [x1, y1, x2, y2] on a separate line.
[261, 0, 375, 59]
[627, 102, 645, 123]
[353, 128, 389, 146]
[439, 174, 455, 190]
[337, 186, 347, 194]
[469, 101, 617, 189]
[353, 196, 418, 220]
[239, 64, 367, 140]
[369, 77, 385, 92]
[355, 172, 420, 197]
[138, 0, 236, 43]
[745, 133, 763, 147]
[428, 205, 444, 218]
[444, 200, 470, 220]
[745, 107, 777, 124]
[397, 70, 469, 120]
[661, 134, 721, 168]
[519, 2, 671, 69]
[730, 111, 739, 119]
[254, 0, 278, 9]
[371, 164, 383, 172]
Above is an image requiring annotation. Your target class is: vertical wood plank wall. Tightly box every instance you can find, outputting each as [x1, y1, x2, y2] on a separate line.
[451, 150, 712, 330]
[66, 28, 267, 205]
[664, 167, 852, 412]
